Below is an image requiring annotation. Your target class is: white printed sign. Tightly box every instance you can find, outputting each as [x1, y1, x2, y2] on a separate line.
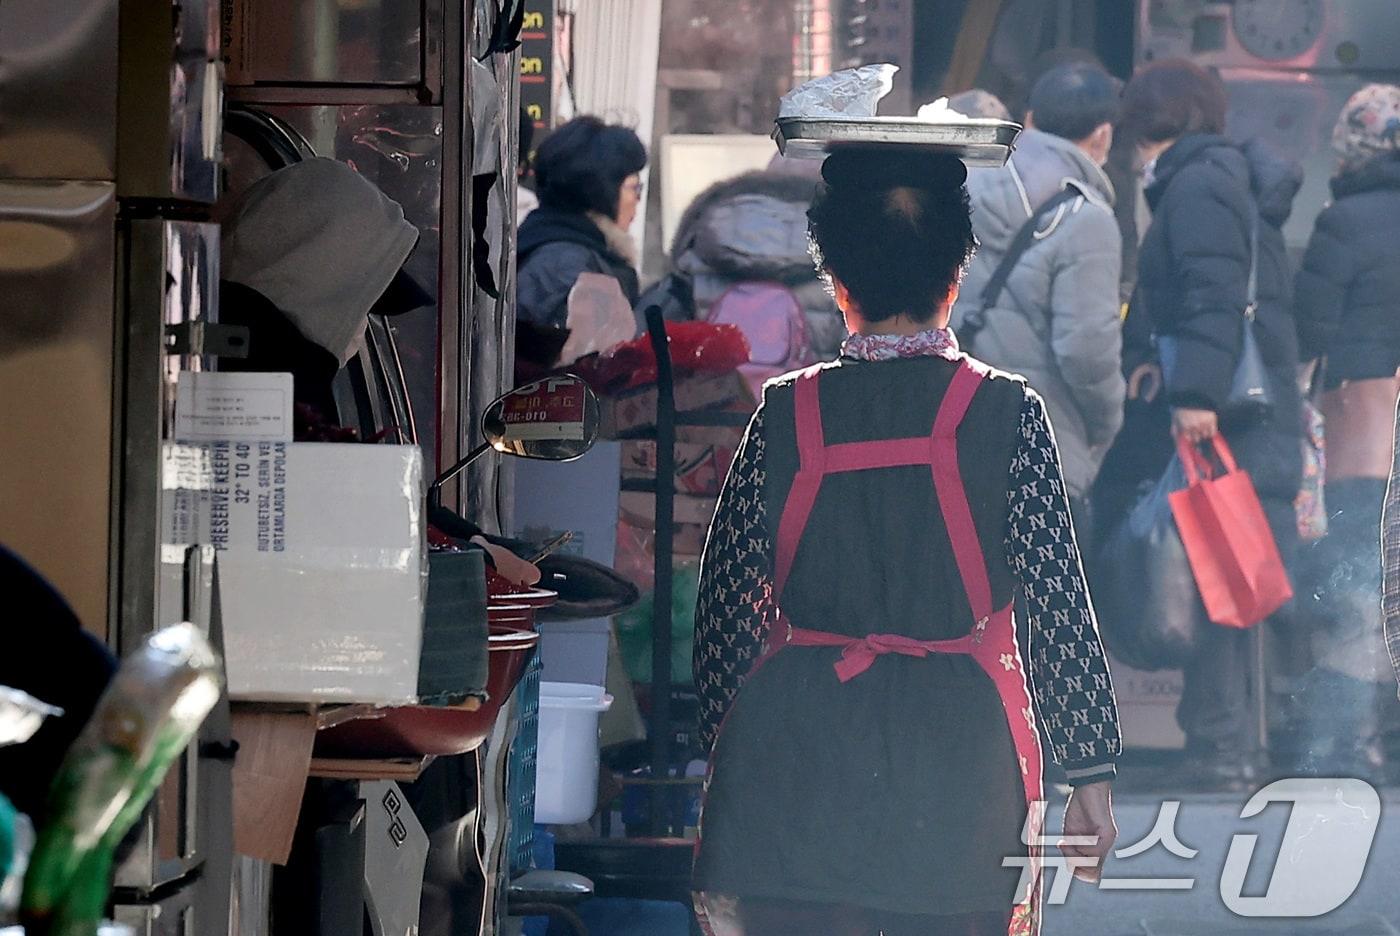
[175, 372, 293, 443]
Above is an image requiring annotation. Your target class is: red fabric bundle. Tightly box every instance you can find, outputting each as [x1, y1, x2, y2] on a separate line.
[569, 321, 751, 393]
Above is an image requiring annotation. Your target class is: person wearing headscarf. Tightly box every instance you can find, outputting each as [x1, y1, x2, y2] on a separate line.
[219, 157, 433, 429]
[1296, 84, 1400, 776]
[691, 147, 1119, 936]
[218, 158, 540, 585]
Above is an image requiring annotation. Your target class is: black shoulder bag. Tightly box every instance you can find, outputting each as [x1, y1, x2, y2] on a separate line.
[958, 185, 1081, 351]
[1224, 213, 1273, 417]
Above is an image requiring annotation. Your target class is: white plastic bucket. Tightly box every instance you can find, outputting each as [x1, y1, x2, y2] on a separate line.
[533, 681, 614, 824]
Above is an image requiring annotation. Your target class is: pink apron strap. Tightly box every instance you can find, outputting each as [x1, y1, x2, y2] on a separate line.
[824, 437, 936, 473]
[772, 366, 823, 598]
[930, 363, 995, 623]
[773, 368, 826, 601]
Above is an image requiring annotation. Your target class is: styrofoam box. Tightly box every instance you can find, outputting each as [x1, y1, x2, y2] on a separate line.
[160, 442, 427, 705]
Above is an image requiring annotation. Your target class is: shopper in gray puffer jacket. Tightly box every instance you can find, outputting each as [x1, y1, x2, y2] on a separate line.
[641, 157, 845, 361]
[952, 64, 1125, 505]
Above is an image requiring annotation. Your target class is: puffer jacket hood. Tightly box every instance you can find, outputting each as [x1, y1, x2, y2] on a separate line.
[670, 171, 820, 280]
[967, 128, 1115, 254]
[1146, 134, 1302, 227]
[649, 169, 847, 360]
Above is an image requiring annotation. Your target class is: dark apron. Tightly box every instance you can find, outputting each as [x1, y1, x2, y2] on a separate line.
[694, 361, 1044, 936]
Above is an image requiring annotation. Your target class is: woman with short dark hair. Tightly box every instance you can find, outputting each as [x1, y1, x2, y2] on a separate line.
[1107, 58, 1303, 789]
[516, 116, 647, 329]
[1117, 58, 1228, 145]
[692, 147, 1121, 936]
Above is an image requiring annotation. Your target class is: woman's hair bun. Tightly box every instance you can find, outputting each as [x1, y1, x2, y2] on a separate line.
[819, 146, 968, 193]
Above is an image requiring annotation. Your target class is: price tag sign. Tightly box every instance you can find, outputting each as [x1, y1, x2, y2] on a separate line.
[501, 377, 587, 442]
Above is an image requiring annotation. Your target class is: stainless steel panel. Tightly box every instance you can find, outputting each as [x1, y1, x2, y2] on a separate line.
[114, 223, 222, 903]
[465, 51, 520, 533]
[0, 0, 119, 180]
[223, 0, 425, 87]
[229, 857, 273, 936]
[0, 180, 117, 636]
[116, 219, 218, 658]
[117, 0, 222, 202]
[439, 0, 472, 499]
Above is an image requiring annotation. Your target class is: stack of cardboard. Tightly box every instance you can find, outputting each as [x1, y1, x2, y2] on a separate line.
[619, 427, 739, 559]
[597, 371, 752, 441]
[603, 373, 753, 586]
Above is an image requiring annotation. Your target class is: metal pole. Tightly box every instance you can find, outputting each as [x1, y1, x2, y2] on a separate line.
[646, 307, 674, 835]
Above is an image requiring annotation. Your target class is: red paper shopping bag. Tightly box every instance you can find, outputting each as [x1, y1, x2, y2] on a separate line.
[1169, 435, 1293, 628]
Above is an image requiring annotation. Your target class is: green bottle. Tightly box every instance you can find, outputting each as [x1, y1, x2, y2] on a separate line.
[19, 624, 221, 936]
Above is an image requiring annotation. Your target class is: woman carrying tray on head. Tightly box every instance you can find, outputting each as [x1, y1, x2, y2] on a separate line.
[691, 146, 1121, 936]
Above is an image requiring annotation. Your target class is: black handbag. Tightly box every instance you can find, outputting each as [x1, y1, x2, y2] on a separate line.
[1224, 214, 1273, 416]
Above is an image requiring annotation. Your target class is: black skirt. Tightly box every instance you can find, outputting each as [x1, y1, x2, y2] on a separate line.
[694, 644, 1026, 916]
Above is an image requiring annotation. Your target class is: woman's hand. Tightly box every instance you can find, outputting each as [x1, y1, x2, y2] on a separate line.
[1127, 362, 1162, 403]
[1060, 781, 1117, 883]
[471, 536, 542, 587]
[1172, 407, 1218, 444]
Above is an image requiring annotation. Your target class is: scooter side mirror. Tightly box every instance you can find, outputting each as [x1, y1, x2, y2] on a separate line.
[428, 375, 600, 508]
[481, 375, 600, 462]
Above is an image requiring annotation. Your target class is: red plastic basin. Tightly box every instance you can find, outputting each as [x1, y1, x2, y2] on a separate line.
[313, 622, 540, 758]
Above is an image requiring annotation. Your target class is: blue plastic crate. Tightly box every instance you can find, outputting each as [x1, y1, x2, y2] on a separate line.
[506, 648, 542, 875]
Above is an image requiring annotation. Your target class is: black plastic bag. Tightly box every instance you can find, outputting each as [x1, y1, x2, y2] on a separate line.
[1094, 456, 1207, 671]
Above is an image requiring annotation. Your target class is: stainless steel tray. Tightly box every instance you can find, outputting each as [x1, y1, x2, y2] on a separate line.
[773, 116, 1021, 167]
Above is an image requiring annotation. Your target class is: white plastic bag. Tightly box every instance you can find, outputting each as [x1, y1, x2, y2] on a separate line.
[778, 63, 898, 120]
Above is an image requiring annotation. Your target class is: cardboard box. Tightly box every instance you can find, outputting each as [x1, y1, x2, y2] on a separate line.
[621, 439, 738, 497]
[615, 515, 709, 592]
[1106, 654, 1185, 750]
[230, 708, 317, 864]
[161, 442, 427, 705]
[599, 372, 754, 439]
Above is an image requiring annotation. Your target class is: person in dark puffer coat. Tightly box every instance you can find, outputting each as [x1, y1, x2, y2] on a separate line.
[1293, 84, 1400, 777]
[1110, 60, 1303, 789]
[516, 117, 647, 330]
[1296, 86, 1400, 388]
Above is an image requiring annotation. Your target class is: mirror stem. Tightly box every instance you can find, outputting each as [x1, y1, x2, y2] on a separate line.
[427, 442, 493, 509]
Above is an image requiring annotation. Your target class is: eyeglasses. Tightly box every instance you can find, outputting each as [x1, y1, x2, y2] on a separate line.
[624, 180, 645, 197]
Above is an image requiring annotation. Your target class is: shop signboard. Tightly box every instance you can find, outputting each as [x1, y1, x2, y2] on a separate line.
[520, 0, 553, 143]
